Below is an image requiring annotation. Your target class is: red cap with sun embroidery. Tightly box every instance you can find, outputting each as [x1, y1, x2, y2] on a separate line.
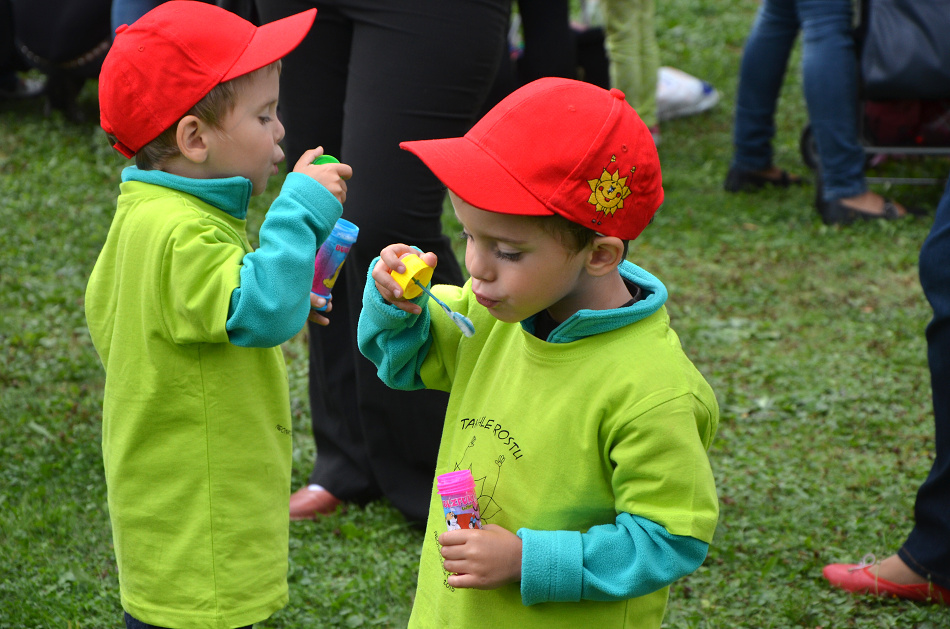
[400, 77, 663, 240]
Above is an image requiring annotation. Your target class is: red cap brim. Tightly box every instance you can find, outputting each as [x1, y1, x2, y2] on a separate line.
[224, 8, 316, 81]
[400, 136, 554, 218]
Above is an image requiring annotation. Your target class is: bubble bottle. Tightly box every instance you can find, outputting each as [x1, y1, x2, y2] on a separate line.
[437, 469, 481, 530]
[311, 217, 358, 311]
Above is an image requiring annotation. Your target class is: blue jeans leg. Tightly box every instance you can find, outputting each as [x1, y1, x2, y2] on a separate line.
[900, 176, 950, 590]
[731, 0, 799, 172]
[797, 0, 865, 202]
[731, 0, 865, 202]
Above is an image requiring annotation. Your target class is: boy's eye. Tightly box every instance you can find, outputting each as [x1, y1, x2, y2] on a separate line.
[259, 116, 272, 124]
[495, 250, 521, 262]
[460, 230, 521, 261]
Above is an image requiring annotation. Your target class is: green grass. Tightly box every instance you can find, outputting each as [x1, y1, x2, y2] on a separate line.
[2, 0, 950, 626]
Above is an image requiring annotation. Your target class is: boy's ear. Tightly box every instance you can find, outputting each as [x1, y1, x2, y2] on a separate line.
[176, 115, 210, 164]
[585, 236, 626, 276]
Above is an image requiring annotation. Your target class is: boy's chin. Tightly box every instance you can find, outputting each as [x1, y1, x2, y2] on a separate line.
[485, 309, 519, 324]
[250, 180, 268, 196]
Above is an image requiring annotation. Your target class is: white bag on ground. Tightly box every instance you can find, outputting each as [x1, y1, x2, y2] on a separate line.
[656, 66, 720, 121]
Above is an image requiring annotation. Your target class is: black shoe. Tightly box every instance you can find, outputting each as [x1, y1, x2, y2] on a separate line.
[817, 197, 921, 225]
[724, 166, 805, 192]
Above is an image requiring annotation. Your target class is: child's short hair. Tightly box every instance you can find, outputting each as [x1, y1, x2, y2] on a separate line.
[534, 214, 631, 260]
[98, 2, 314, 159]
[402, 78, 663, 241]
[535, 214, 597, 253]
[132, 61, 280, 170]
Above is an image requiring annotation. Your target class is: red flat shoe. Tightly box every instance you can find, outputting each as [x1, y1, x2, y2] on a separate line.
[823, 554, 950, 605]
[289, 484, 342, 521]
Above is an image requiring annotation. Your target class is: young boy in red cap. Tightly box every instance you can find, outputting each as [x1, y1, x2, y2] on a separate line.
[85, 3, 352, 627]
[357, 77, 718, 627]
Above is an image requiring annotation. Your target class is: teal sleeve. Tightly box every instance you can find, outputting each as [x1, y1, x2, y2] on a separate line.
[517, 512, 709, 606]
[226, 173, 342, 347]
[356, 256, 434, 390]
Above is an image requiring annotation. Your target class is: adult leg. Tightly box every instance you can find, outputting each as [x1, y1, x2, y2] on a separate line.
[254, 0, 379, 508]
[796, 0, 865, 203]
[729, 0, 799, 173]
[900, 177, 950, 590]
[798, 0, 912, 221]
[602, 0, 659, 129]
[482, 0, 575, 116]
[257, 0, 508, 524]
[327, 0, 508, 523]
[823, 179, 950, 602]
[516, 0, 575, 85]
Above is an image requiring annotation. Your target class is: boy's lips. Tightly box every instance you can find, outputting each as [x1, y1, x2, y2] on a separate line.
[474, 292, 499, 309]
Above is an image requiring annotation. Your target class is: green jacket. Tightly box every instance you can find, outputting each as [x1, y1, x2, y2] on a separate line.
[359, 260, 719, 628]
[85, 169, 340, 628]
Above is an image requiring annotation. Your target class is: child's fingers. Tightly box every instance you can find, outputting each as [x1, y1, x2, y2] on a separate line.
[419, 251, 439, 269]
[333, 163, 354, 180]
[371, 260, 402, 297]
[439, 543, 466, 562]
[374, 245, 437, 313]
[308, 294, 332, 325]
[295, 147, 325, 170]
[373, 277, 404, 302]
[372, 270, 424, 315]
[438, 530, 468, 548]
[308, 310, 331, 325]
[379, 246, 413, 273]
[310, 293, 331, 310]
[446, 572, 474, 588]
[374, 277, 423, 314]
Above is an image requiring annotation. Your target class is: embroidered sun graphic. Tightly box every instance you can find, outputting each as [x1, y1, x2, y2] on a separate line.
[587, 156, 633, 217]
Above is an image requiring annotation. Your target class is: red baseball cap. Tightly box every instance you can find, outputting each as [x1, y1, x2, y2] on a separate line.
[401, 77, 663, 240]
[99, 1, 316, 158]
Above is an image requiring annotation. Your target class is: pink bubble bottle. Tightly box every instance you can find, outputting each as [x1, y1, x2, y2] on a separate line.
[437, 469, 481, 530]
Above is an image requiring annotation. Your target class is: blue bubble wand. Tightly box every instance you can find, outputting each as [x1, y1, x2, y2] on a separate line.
[412, 279, 476, 337]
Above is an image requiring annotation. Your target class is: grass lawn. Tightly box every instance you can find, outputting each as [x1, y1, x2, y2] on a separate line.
[2, 0, 950, 627]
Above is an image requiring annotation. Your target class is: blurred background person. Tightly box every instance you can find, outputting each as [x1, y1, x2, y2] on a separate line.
[255, 0, 509, 525]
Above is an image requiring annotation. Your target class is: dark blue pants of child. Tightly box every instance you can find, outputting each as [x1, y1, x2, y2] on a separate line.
[900, 175, 950, 589]
[125, 612, 251, 629]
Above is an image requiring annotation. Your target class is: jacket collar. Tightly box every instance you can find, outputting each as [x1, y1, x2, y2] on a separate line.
[121, 166, 253, 219]
[522, 260, 669, 343]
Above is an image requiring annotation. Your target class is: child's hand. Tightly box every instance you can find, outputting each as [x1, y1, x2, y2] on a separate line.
[295, 147, 352, 204]
[371, 245, 438, 315]
[438, 524, 522, 590]
[307, 293, 332, 326]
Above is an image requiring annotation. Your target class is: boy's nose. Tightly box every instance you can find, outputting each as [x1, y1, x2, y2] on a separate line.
[275, 118, 286, 144]
[465, 250, 491, 282]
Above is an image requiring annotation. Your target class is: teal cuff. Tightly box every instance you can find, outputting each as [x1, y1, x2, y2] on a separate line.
[517, 528, 583, 605]
[356, 256, 433, 390]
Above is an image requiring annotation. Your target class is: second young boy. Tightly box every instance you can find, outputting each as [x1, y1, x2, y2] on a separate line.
[358, 78, 719, 628]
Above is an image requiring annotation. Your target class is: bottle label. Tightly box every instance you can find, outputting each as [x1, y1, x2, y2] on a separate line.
[441, 489, 480, 530]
